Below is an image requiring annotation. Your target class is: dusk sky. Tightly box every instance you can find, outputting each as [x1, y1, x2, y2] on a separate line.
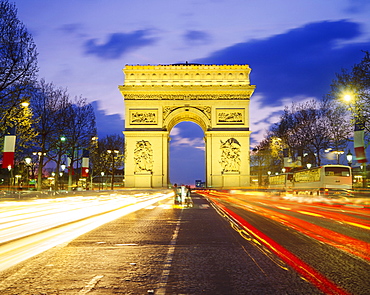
[13, 0, 370, 185]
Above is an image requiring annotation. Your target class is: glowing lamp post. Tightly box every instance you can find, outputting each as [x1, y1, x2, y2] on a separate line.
[107, 150, 119, 190]
[101, 171, 105, 190]
[25, 157, 32, 189]
[342, 91, 367, 187]
[343, 94, 352, 103]
[346, 151, 353, 166]
[60, 163, 66, 190]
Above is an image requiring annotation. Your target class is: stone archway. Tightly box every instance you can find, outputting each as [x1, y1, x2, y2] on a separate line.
[119, 64, 255, 188]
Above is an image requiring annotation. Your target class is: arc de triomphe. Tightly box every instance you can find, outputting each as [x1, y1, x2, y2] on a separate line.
[118, 64, 255, 188]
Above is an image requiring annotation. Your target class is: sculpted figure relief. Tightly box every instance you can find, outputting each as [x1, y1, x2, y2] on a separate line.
[134, 140, 153, 172]
[220, 138, 241, 172]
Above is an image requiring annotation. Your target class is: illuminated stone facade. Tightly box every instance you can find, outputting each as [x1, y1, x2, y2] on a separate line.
[119, 64, 255, 188]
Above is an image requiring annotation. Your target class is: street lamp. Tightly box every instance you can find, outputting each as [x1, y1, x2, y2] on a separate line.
[307, 163, 312, 169]
[343, 94, 352, 103]
[101, 171, 105, 190]
[25, 157, 31, 165]
[346, 151, 353, 166]
[20, 101, 29, 107]
[7, 165, 12, 191]
[342, 90, 367, 187]
[25, 157, 32, 189]
[107, 149, 119, 190]
[60, 163, 66, 190]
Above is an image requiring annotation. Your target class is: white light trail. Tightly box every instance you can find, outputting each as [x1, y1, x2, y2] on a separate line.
[0, 191, 173, 272]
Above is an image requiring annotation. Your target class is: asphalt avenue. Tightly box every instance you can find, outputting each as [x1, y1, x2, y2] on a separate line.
[0, 193, 323, 294]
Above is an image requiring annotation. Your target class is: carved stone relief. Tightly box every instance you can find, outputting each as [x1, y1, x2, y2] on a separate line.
[134, 140, 153, 173]
[163, 106, 178, 120]
[163, 105, 211, 121]
[195, 106, 211, 119]
[220, 138, 241, 173]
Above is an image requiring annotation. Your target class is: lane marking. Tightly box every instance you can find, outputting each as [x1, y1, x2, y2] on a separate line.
[276, 206, 291, 210]
[79, 275, 104, 294]
[346, 222, 370, 231]
[297, 210, 323, 217]
[156, 211, 182, 295]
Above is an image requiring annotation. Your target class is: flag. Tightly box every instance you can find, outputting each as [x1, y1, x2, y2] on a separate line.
[354, 121, 367, 163]
[81, 149, 89, 177]
[2, 127, 16, 168]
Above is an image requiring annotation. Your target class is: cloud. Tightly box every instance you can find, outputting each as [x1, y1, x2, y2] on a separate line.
[91, 101, 124, 138]
[84, 30, 157, 59]
[196, 20, 370, 106]
[183, 30, 211, 45]
[170, 124, 205, 150]
[345, 0, 370, 13]
[249, 94, 317, 146]
[59, 23, 82, 34]
[170, 144, 205, 185]
[169, 123, 206, 184]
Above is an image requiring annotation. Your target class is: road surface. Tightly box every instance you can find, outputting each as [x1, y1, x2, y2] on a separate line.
[0, 190, 369, 294]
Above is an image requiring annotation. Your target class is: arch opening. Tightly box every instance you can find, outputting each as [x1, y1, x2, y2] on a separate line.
[169, 121, 205, 186]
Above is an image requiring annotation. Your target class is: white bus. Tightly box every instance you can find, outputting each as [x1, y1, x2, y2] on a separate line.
[269, 165, 352, 196]
[269, 173, 293, 191]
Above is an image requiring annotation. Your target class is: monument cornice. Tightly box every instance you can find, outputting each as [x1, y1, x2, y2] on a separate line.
[120, 85, 255, 100]
[119, 85, 255, 90]
[124, 64, 252, 70]
[121, 64, 255, 89]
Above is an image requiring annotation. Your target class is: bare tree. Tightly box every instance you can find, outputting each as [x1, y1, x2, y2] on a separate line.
[270, 100, 338, 167]
[294, 101, 331, 166]
[0, 0, 38, 133]
[64, 97, 97, 190]
[30, 81, 98, 191]
[31, 79, 71, 190]
[327, 51, 370, 143]
[92, 134, 124, 189]
[250, 138, 276, 186]
[321, 97, 352, 163]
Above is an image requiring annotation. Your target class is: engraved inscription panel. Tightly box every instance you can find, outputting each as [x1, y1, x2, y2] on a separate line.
[129, 109, 157, 125]
[216, 108, 244, 125]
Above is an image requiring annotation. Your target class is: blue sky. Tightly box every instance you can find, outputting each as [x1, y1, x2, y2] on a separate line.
[13, 0, 370, 184]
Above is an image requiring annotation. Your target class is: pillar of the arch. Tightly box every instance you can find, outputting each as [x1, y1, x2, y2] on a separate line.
[205, 131, 251, 188]
[124, 131, 169, 188]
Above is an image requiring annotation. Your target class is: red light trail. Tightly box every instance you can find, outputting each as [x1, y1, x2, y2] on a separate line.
[198, 190, 370, 295]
